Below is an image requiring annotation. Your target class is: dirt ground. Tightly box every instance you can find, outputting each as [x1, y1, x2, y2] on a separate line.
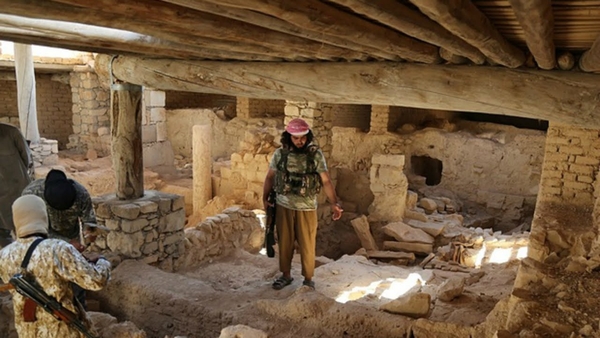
[1, 151, 523, 338]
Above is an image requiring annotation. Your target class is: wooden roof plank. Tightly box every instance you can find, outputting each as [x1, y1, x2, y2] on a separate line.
[50, 0, 368, 61]
[0, 15, 280, 61]
[163, 0, 401, 61]
[326, 0, 486, 64]
[409, 0, 525, 67]
[0, 0, 307, 60]
[507, 0, 556, 69]
[204, 0, 442, 63]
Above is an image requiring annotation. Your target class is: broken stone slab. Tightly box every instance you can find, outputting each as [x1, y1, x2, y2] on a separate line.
[383, 241, 433, 255]
[380, 292, 430, 318]
[406, 219, 445, 237]
[383, 222, 434, 244]
[366, 250, 416, 263]
[404, 209, 428, 222]
[350, 215, 379, 251]
[436, 276, 465, 302]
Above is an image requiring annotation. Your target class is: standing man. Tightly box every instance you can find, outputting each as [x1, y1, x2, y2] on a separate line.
[22, 169, 97, 251]
[0, 195, 110, 338]
[263, 118, 343, 290]
[0, 122, 33, 247]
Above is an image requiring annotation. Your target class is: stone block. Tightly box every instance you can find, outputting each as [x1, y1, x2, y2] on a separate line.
[437, 277, 465, 301]
[106, 231, 145, 258]
[142, 125, 157, 143]
[158, 198, 171, 213]
[105, 219, 120, 231]
[150, 107, 166, 122]
[172, 196, 185, 211]
[372, 154, 405, 168]
[380, 292, 430, 318]
[121, 218, 149, 233]
[144, 89, 165, 107]
[156, 122, 168, 142]
[110, 203, 141, 220]
[142, 242, 159, 255]
[162, 209, 186, 233]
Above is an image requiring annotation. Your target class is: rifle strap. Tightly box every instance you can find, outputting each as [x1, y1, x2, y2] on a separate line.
[20, 237, 45, 322]
[21, 238, 46, 270]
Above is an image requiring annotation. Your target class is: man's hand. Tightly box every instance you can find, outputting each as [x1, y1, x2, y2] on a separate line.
[82, 252, 105, 264]
[69, 239, 86, 253]
[331, 203, 343, 221]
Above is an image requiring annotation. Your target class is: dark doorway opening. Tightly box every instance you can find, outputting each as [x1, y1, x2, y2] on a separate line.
[411, 156, 443, 186]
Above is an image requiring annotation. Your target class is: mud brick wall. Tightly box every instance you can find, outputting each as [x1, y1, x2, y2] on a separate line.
[165, 92, 236, 109]
[537, 122, 600, 206]
[237, 97, 285, 118]
[36, 75, 72, 147]
[331, 104, 371, 129]
[370, 105, 391, 134]
[0, 75, 72, 148]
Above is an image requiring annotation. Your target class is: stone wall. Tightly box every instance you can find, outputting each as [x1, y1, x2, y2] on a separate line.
[91, 191, 186, 270]
[0, 75, 72, 148]
[142, 89, 175, 168]
[30, 138, 59, 168]
[68, 71, 111, 155]
[332, 123, 545, 227]
[284, 101, 333, 159]
[166, 109, 281, 159]
[179, 206, 263, 269]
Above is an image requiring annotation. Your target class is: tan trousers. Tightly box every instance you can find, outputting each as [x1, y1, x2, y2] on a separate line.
[275, 205, 318, 280]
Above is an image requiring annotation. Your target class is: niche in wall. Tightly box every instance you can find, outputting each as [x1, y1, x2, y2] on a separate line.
[411, 155, 443, 186]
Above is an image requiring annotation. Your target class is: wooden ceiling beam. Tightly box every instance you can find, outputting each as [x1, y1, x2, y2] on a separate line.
[409, 0, 525, 68]
[0, 0, 317, 61]
[163, 0, 400, 61]
[507, 0, 556, 69]
[326, 0, 485, 64]
[96, 54, 600, 128]
[0, 15, 281, 61]
[580, 34, 600, 72]
[50, 0, 368, 61]
[200, 0, 441, 63]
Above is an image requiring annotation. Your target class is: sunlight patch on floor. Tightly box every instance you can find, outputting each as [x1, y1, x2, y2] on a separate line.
[334, 272, 428, 304]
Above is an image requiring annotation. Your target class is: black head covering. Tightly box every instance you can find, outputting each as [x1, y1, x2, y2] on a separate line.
[44, 169, 76, 211]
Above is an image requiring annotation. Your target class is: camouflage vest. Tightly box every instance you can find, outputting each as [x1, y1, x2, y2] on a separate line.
[274, 145, 323, 197]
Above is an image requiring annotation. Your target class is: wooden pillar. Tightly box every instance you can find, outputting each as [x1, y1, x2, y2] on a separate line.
[193, 124, 212, 214]
[13, 43, 40, 142]
[111, 82, 144, 200]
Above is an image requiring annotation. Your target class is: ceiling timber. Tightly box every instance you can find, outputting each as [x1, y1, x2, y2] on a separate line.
[0, 0, 597, 68]
[0, 0, 599, 125]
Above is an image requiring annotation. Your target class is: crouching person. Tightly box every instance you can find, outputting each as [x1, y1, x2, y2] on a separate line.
[0, 195, 111, 338]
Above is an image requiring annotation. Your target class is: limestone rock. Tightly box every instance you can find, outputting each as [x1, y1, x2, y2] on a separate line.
[383, 222, 434, 244]
[437, 277, 465, 302]
[383, 241, 433, 255]
[419, 198, 438, 214]
[380, 292, 430, 318]
[404, 209, 428, 222]
[350, 215, 378, 251]
[406, 190, 418, 209]
[219, 325, 268, 338]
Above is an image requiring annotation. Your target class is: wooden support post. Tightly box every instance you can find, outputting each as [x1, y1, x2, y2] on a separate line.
[110, 81, 144, 200]
[13, 43, 40, 142]
[192, 125, 212, 214]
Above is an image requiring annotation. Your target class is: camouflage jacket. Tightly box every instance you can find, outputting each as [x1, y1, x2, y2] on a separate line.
[269, 146, 328, 210]
[0, 237, 111, 338]
[22, 179, 96, 242]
